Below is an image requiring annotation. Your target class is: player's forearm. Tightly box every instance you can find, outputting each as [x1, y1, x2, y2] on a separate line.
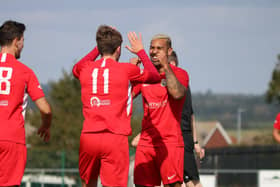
[79, 46, 99, 63]
[137, 49, 161, 83]
[41, 110, 52, 128]
[163, 65, 186, 99]
[73, 46, 99, 77]
[35, 97, 52, 128]
[132, 84, 141, 99]
[273, 129, 280, 143]
[40, 101, 52, 128]
[191, 115, 198, 142]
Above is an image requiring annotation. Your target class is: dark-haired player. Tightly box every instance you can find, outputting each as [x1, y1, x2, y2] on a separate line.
[0, 20, 52, 186]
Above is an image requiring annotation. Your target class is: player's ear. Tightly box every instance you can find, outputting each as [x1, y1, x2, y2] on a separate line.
[115, 46, 121, 61]
[116, 46, 121, 55]
[12, 38, 19, 48]
[13, 37, 23, 49]
[168, 48, 173, 56]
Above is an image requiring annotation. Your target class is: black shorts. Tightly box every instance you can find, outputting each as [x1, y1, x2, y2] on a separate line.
[183, 132, 200, 183]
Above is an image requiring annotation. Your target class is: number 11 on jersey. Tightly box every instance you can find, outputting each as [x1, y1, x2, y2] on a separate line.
[92, 68, 109, 94]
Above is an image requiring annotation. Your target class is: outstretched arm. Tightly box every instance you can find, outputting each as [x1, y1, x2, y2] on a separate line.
[126, 32, 160, 83]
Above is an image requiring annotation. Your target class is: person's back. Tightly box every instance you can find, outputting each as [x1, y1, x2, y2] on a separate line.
[79, 57, 157, 135]
[0, 53, 45, 143]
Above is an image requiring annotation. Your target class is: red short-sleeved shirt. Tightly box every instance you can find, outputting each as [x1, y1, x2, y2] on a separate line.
[0, 53, 44, 144]
[133, 65, 189, 146]
[274, 113, 280, 130]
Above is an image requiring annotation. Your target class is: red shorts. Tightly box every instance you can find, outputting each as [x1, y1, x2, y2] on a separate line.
[79, 132, 129, 187]
[0, 141, 27, 186]
[134, 145, 184, 186]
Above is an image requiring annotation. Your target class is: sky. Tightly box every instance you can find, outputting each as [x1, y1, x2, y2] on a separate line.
[1, 0, 280, 94]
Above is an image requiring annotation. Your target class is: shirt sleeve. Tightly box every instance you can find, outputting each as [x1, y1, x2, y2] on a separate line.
[174, 67, 189, 89]
[72, 46, 99, 78]
[135, 49, 161, 83]
[125, 50, 160, 84]
[274, 113, 280, 130]
[27, 70, 45, 101]
[132, 84, 142, 98]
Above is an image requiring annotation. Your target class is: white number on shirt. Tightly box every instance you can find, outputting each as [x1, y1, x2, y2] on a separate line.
[92, 68, 109, 94]
[0, 67, 13, 95]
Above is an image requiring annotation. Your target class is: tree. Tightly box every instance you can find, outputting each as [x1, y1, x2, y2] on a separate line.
[27, 70, 83, 167]
[266, 54, 280, 105]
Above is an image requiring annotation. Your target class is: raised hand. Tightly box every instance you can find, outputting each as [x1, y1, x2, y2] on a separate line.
[125, 32, 144, 54]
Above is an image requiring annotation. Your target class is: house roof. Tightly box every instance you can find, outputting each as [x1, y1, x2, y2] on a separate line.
[196, 121, 232, 147]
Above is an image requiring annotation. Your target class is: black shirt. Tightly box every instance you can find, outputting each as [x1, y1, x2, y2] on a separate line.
[181, 86, 194, 132]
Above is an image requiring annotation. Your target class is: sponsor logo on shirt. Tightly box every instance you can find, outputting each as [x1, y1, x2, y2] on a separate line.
[146, 99, 167, 109]
[90, 96, 111, 107]
[0, 100, 8, 106]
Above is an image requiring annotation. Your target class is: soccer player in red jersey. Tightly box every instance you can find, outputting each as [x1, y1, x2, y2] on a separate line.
[132, 51, 204, 187]
[72, 25, 160, 187]
[0, 20, 52, 186]
[273, 113, 280, 143]
[169, 51, 204, 187]
[132, 34, 189, 187]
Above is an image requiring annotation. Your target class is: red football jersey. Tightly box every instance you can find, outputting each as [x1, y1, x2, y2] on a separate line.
[73, 48, 160, 135]
[274, 113, 280, 130]
[133, 65, 189, 146]
[0, 53, 45, 144]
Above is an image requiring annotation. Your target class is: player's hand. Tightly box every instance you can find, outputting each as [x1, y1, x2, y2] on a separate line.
[194, 144, 205, 159]
[126, 32, 144, 54]
[109, 26, 117, 30]
[37, 125, 50, 142]
[130, 57, 141, 66]
[131, 133, 141, 147]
